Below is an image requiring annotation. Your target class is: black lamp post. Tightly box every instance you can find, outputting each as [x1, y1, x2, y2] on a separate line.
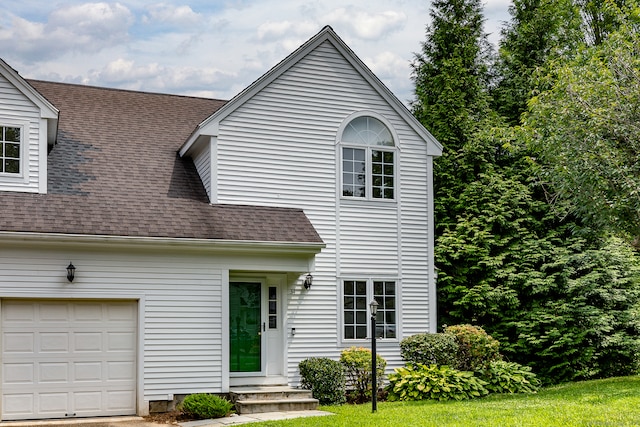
[370, 299, 379, 413]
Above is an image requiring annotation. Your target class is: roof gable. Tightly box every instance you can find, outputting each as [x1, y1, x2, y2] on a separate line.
[179, 26, 443, 157]
[0, 58, 58, 120]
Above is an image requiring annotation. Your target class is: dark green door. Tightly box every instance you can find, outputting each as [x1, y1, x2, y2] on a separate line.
[230, 282, 262, 372]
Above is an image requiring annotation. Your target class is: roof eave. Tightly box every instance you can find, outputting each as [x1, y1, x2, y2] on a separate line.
[0, 231, 325, 255]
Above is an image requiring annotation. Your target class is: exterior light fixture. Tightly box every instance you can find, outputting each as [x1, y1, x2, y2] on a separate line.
[370, 299, 379, 413]
[66, 262, 76, 283]
[303, 273, 313, 289]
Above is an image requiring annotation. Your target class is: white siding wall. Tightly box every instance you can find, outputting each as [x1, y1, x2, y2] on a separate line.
[213, 41, 433, 378]
[0, 245, 225, 404]
[192, 142, 211, 200]
[0, 75, 43, 193]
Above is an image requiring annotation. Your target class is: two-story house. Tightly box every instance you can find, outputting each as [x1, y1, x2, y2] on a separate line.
[0, 26, 441, 421]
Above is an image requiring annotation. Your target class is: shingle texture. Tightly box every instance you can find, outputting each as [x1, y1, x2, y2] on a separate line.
[0, 80, 323, 244]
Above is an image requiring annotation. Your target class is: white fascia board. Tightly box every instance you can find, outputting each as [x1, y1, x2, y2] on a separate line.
[325, 32, 443, 157]
[0, 231, 325, 255]
[0, 59, 59, 119]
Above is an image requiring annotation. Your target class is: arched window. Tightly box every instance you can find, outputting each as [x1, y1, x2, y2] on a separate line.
[340, 115, 395, 199]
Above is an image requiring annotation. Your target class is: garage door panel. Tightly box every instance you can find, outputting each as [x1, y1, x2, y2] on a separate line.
[39, 303, 70, 322]
[40, 362, 68, 383]
[4, 363, 34, 384]
[107, 390, 136, 411]
[41, 332, 69, 352]
[74, 362, 102, 382]
[4, 332, 35, 353]
[108, 361, 135, 380]
[39, 392, 67, 413]
[3, 393, 33, 416]
[74, 332, 102, 352]
[2, 300, 137, 420]
[74, 391, 102, 411]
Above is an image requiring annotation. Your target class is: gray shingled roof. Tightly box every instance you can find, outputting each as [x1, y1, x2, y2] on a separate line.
[0, 80, 323, 244]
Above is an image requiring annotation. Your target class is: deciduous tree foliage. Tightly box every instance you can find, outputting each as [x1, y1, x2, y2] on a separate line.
[525, 10, 640, 245]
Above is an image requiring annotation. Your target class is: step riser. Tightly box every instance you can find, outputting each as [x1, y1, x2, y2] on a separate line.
[230, 387, 319, 415]
[235, 400, 319, 414]
[232, 391, 313, 401]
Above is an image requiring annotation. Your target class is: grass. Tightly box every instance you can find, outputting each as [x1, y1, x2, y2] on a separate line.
[254, 376, 640, 426]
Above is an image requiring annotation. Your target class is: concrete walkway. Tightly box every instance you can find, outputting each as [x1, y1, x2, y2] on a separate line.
[0, 411, 334, 427]
[179, 410, 333, 426]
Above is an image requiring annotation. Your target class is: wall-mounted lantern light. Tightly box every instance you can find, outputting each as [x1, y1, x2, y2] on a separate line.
[66, 262, 76, 283]
[303, 273, 313, 289]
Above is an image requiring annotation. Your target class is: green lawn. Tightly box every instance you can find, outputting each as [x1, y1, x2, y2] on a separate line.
[256, 376, 640, 426]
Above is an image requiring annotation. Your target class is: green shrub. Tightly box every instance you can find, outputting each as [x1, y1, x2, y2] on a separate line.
[340, 346, 387, 403]
[386, 364, 489, 401]
[299, 357, 346, 405]
[477, 360, 541, 394]
[400, 333, 458, 366]
[179, 393, 233, 419]
[445, 324, 501, 371]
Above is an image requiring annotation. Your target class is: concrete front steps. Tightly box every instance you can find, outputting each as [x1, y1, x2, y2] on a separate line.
[230, 386, 319, 415]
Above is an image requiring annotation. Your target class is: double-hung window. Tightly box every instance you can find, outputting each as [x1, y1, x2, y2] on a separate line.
[0, 126, 21, 175]
[343, 279, 397, 340]
[341, 116, 395, 200]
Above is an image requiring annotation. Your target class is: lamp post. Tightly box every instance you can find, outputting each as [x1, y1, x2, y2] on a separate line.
[370, 299, 379, 413]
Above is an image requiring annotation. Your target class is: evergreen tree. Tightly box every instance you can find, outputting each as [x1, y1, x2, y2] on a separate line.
[492, 0, 582, 124]
[412, 0, 493, 148]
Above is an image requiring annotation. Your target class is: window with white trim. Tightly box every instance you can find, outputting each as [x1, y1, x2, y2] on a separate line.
[340, 116, 395, 200]
[0, 126, 21, 174]
[343, 279, 396, 340]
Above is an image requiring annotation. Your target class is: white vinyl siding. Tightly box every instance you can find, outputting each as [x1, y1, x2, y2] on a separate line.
[0, 75, 44, 193]
[192, 142, 211, 200]
[211, 41, 434, 378]
[0, 246, 225, 409]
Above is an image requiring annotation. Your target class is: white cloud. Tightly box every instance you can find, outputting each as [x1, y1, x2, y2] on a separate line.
[142, 3, 201, 26]
[0, 3, 133, 62]
[323, 6, 407, 40]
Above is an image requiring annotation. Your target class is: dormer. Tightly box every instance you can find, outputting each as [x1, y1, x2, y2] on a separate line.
[0, 59, 58, 194]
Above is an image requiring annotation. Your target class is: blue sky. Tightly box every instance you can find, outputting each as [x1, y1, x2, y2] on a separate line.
[0, 1, 510, 104]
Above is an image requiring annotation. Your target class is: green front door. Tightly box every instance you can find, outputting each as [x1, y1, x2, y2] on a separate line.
[230, 282, 262, 372]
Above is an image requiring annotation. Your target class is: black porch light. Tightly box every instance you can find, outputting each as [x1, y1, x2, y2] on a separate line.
[303, 273, 313, 289]
[66, 262, 76, 283]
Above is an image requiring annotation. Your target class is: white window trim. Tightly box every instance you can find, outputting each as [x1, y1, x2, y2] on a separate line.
[340, 145, 397, 201]
[339, 277, 400, 344]
[336, 111, 400, 202]
[0, 120, 29, 184]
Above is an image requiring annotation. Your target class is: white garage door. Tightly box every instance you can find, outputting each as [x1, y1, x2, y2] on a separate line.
[1, 300, 137, 421]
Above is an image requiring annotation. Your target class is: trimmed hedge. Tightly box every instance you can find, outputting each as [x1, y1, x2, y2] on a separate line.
[299, 357, 346, 405]
[179, 393, 233, 419]
[400, 332, 458, 367]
